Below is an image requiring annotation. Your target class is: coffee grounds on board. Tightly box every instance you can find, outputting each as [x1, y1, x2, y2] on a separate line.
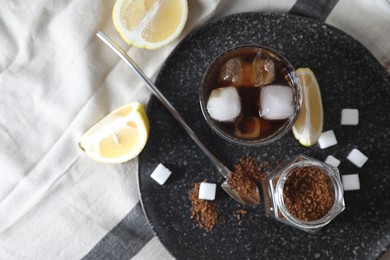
[283, 166, 334, 221]
[188, 181, 218, 232]
[188, 157, 268, 231]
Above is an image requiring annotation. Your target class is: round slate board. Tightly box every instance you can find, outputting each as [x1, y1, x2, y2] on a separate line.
[138, 12, 390, 259]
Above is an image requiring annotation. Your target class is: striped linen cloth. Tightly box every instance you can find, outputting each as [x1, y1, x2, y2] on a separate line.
[0, 0, 389, 259]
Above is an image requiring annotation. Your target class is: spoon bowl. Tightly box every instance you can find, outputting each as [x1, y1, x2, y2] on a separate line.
[96, 31, 261, 206]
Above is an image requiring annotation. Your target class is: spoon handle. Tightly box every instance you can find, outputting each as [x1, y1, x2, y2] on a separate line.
[97, 32, 230, 178]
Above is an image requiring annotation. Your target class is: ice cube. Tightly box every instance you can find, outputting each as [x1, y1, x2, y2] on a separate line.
[342, 174, 360, 191]
[234, 117, 261, 139]
[150, 163, 172, 185]
[207, 86, 241, 122]
[220, 58, 242, 83]
[253, 51, 275, 86]
[220, 54, 275, 87]
[324, 155, 341, 168]
[318, 130, 338, 149]
[259, 84, 294, 120]
[341, 108, 359, 125]
[347, 148, 368, 168]
[198, 182, 217, 200]
[219, 58, 255, 87]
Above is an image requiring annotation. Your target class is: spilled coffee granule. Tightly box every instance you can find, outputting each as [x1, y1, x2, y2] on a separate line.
[227, 157, 267, 198]
[283, 166, 334, 221]
[236, 209, 249, 223]
[188, 181, 218, 232]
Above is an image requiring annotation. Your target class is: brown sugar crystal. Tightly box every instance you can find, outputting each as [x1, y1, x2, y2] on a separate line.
[188, 181, 218, 232]
[227, 157, 267, 198]
[283, 166, 335, 221]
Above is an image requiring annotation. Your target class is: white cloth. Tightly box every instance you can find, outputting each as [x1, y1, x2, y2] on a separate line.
[0, 0, 389, 259]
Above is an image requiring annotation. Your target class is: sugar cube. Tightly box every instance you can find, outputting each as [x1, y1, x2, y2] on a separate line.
[199, 182, 217, 201]
[341, 109, 359, 125]
[347, 148, 368, 168]
[342, 174, 360, 191]
[318, 130, 338, 149]
[324, 155, 341, 168]
[150, 163, 172, 185]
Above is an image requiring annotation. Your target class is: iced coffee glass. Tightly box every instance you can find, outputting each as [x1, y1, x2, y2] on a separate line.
[199, 45, 301, 146]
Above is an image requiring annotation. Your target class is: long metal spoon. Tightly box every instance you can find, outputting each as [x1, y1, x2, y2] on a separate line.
[96, 31, 260, 205]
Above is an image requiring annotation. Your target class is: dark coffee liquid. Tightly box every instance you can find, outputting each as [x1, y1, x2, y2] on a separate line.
[203, 46, 296, 140]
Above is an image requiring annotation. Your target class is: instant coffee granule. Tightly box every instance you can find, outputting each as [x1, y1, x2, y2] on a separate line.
[227, 172, 256, 197]
[227, 157, 268, 198]
[283, 166, 334, 221]
[188, 181, 218, 232]
[236, 209, 249, 223]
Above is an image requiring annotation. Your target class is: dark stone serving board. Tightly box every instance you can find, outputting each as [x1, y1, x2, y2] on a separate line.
[138, 12, 390, 259]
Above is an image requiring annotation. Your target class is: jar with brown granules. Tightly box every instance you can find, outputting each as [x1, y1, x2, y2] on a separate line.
[265, 154, 345, 234]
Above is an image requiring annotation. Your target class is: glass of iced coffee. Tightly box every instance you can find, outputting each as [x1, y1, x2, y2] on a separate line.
[199, 45, 302, 146]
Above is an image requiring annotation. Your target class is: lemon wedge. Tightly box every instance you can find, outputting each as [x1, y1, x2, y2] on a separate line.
[112, 0, 188, 49]
[292, 68, 324, 147]
[79, 102, 150, 163]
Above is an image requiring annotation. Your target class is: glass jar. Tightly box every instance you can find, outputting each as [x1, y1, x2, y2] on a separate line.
[262, 154, 345, 234]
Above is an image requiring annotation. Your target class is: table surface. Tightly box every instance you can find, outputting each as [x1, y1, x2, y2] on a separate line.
[0, 1, 389, 259]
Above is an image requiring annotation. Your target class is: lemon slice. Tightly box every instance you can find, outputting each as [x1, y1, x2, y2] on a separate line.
[113, 0, 188, 49]
[79, 102, 150, 163]
[292, 68, 324, 147]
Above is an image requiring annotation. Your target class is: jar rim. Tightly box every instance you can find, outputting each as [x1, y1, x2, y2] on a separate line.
[274, 160, 344, 229]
